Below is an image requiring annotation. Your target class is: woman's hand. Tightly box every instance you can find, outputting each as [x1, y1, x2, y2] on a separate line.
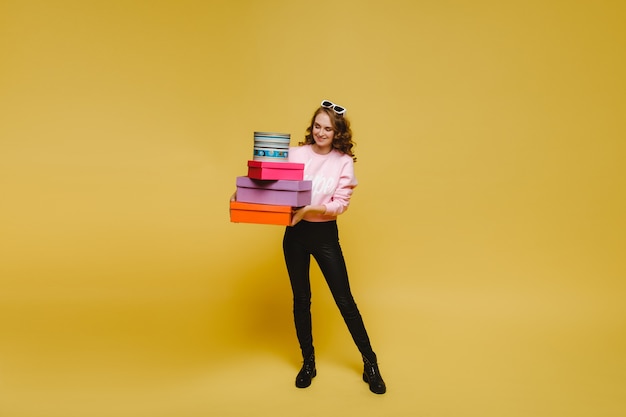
[291, 206, 307, 226]
[291, 205, 326, 226]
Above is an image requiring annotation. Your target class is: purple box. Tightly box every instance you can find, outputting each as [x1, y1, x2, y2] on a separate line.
[236, 176, 312, 207]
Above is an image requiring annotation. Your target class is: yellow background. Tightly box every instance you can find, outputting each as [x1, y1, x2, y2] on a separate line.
[1, 1, 624, 416]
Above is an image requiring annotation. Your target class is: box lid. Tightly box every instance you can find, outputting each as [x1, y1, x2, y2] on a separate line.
[247, 160, 304, 170]
[236, 176, 312, 191]
[254, 132, 290, 139]
[230, 200, 292, 213]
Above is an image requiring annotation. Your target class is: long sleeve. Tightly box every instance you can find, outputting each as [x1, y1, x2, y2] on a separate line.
[322, 158, 357, 216]
[288, 145, 358, 222]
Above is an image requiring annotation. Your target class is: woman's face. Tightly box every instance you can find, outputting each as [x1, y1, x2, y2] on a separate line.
[311, 112, 335, 154]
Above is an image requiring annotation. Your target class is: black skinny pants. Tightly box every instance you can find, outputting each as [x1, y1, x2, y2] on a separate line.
[282, 220, 376, 363]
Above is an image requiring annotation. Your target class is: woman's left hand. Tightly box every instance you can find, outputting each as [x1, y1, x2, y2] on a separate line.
[290, 205, 326, 226]
[291, 206, 307, 226]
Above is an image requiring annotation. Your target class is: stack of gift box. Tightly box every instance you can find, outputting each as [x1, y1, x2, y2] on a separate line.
[229, 132, 312, 226]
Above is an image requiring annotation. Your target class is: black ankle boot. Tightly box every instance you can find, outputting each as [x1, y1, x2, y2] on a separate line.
[362, 356, 386, 394]
[295, 354, 316, 388]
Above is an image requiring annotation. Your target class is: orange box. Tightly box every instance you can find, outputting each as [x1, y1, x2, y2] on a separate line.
[230, 201, 292, 226]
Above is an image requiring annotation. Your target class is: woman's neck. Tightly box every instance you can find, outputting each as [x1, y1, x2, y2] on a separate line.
[311, 143, 332, 155]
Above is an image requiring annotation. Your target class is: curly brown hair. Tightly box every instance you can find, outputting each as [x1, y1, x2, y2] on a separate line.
[299, 107, 357, 162]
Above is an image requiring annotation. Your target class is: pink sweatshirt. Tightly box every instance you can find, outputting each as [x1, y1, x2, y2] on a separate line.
[288, 145, 358, 222]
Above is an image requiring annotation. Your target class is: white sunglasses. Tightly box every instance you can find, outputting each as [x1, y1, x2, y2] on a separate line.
[321, 100, 347, 116]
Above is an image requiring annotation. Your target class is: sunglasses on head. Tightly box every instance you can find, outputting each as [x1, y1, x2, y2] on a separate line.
[321, 100, 347, 116]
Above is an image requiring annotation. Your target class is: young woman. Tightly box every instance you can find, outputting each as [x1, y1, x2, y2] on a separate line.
[283, 100, 386, 394]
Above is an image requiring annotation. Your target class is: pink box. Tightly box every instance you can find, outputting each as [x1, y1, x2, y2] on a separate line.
[236, 177, 312, 207]
[247, 160, 304, 181]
